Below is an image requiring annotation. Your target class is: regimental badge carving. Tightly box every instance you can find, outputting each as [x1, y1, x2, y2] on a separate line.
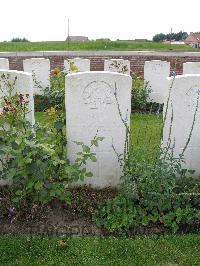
[82, 81, 113, 109]
[185, 86, 200, 112]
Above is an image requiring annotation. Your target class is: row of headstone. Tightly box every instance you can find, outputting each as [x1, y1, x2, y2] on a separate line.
[1, 68, 200, 185]
[2, 57, 200, 101]
[0, 69, 131, 188]
[144, 61, 200, 104]
[0, 57, 130, 74]
[65, 71, 200, 183]
[0, 58, 131, 95]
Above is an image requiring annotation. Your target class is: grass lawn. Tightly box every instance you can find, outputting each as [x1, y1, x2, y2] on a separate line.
[0, 40, 197, 52]
[130, 113, 162, 157]
[0, 234, 199, 265]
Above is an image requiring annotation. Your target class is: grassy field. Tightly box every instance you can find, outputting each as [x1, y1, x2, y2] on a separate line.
[0, 40, 197, 52]
[0, 234, 199, 265]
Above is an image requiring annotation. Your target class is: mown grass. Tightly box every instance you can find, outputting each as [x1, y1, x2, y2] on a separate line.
[0, 234, 199, 265]
[130, 113, 162, 156]
[0, 40, 197, 52]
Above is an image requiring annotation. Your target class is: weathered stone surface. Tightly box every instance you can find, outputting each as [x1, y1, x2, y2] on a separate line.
[65, 71, 132, 188]
[64, 58, 90, 73]
[23, 58, 50, 95]
[104, 59, 130, 75]
[183, 62, 200, 74]
[0, 58, 9, 70]
[162, 74, 200, 177]
[144, 60, 170, 104]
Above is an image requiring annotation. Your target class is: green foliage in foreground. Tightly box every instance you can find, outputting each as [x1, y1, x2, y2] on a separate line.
[0, 76, 102, 206]
[0, 234, 199, 265]
[0, 40, 197, 52]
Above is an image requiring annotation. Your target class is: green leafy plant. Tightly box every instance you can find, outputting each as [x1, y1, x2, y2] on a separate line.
[44, 68, 65, 111]
[94, 80, 200, 234]
[0, 74, 103, 206]
[131, 75, 151, 112]
[44, 63, 79, 113]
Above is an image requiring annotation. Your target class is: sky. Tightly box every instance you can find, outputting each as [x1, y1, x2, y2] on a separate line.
[1, 0, 200, 42]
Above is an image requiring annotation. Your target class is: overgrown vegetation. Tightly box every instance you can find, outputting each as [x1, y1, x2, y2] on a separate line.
[0, 73, 102, 207]
[131, 75, 151, 112]
[93, 80, 200, 234]
[94, 147, 200, 233]
[0, 67, 199, 238]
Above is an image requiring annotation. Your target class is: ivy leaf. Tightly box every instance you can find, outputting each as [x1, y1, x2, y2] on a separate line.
[90, 155, 97, 162]
[15, 190, 23, 196]
[85, 171, 93, 177]
[34, 180, 44, 191]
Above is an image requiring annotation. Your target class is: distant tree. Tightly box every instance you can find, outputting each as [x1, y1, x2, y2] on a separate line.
[153, 31, 188, 42]
[166, 31, 188, 41]
[152, 33, 166, 42]
[11, 37, 29, 42]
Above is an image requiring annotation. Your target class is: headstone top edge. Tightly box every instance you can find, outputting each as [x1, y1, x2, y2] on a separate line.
[65, 71, 132, 79]
[0, 69, 32, 77]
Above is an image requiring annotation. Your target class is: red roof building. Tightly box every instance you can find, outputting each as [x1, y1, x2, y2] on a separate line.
[184, 33, 200, 48]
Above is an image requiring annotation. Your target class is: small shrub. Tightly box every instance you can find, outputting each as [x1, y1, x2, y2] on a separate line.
[44, 64, 78, 112]
[0, 74, 103, 206]
[131, 75, 151, 112]
[44, 68, 65, 111]
[34, 95, 50, 112]
[94, 80, 200, 234]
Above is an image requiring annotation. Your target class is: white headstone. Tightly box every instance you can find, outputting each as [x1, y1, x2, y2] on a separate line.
[65, 71, 132, 188]
[144, 60, 170, 104]
[183, 62, 200, 74]
[23, 58, 50, 95]
[104, 59, 130, 75]
[0, 70, 35, 185]
[64, 58, 90, 73]
[0, 58, 9, 70]
[162, 74, 200, 177]
[0, 70, 35, 125]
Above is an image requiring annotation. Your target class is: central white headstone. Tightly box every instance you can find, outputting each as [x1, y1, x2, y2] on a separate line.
[183, 62, 200, 74]
[65, 71, 132, 188]
[64, 58, 90, 73]
[23, 58, 50, 95]
[0, 58, 9, 70]
[162, 74, 200, 177]
[104, 59, 130, 75]
[144, 60, 170, 104]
